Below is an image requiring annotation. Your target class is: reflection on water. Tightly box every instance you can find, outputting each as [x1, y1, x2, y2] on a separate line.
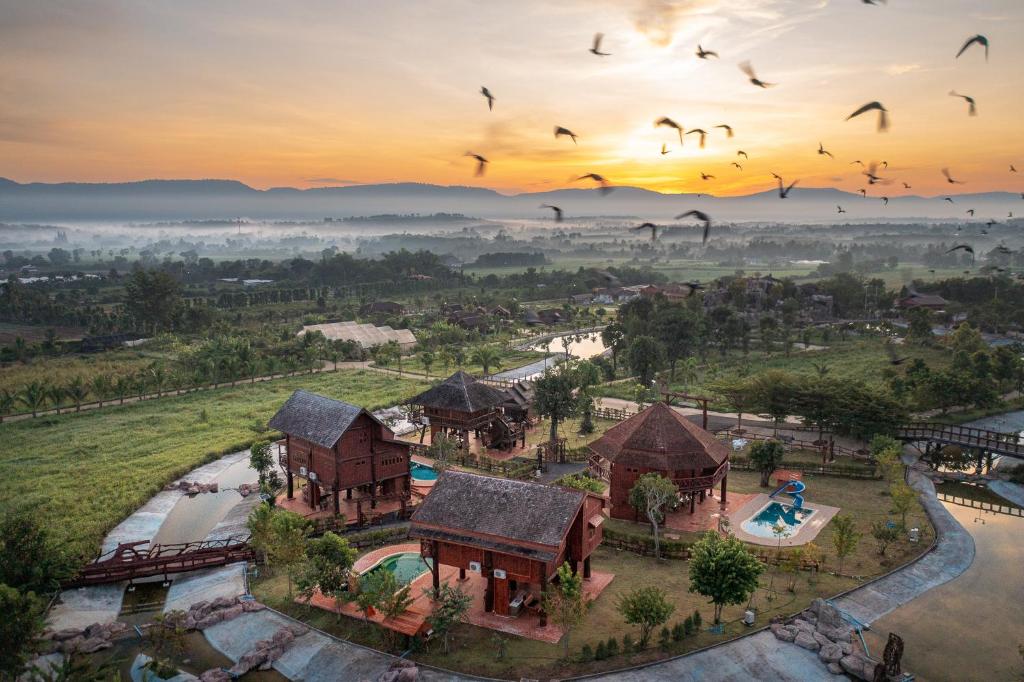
[531, 332, 607, 359]
[863, 491, 1024, 681]
[151, 458, 259, 546]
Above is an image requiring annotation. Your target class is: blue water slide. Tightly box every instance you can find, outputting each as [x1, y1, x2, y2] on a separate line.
[769, 478, 806, 509]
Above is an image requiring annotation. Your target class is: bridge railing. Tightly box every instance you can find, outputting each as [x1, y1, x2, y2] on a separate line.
[898, 422, 1024, 456]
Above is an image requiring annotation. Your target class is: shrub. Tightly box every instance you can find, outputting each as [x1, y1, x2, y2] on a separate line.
[683, 615, 695, 635]
[580, 643, 594, 662]
[659, 626, 671, 650]
[606, 636, 619, 657]
[693, 610, 702, 628]
[672, 622, 685, 641]
[621, 633, 633, 654]
[594, 640, 607, 660]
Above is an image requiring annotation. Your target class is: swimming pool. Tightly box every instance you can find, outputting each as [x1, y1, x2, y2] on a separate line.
[411, 461, 438, 481]
[364, 552, 433, 586]
[739, 501, 815, 539]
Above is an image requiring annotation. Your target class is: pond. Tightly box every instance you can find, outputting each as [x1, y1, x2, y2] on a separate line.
[530, 332, 607, 359]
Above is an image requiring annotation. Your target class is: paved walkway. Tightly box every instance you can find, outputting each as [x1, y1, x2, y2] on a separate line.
[988, 480, 1024, 508]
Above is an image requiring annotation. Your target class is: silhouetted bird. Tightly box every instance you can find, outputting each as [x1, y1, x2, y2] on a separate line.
[590, 33, 611, 56]
[661, 143, 670, 155]
[539, 204, 563, 222]
[687, 128, 708, 148]
[864, 162, 886, 184]
[1011, 165, 1018, 173]
[986, 219, 998, 228]
[575, 173, 612, 194]
[700, 172, 715, 180]
[944, 197, 955, 203]
[942, 167, 965, 184]
[949, 91, 977, 116]
[732, 162, 743, 170]
[967, 209, 975, 216]
[818, 142, 834, 159]
[946, 244, 975, 260]
[739, 61, 775, 88]
[837, 205, 846, 213]
[955, 34, 989, 61]
[863, 0, 887, 5]
[464, 153, 488, 176]
[847, 101, 889, 131]
[885, 342, 909, 366]
[554, 126, 578, 144]
[696, 45, 718, 59]
[655, 117, 684, 144]
[674, 210, 712, 244]
[632, 222, 660, 241]
[683, 281, 705, 296]
[903, 182, 912, 189]
[858, 189, 867, 197]
[715, 124, 734, 138]
[778, 177, 798, 198]
[882, 196, 889, 206]
[480, 86, 495, 111]
[851, 160, 865, 167]
[737, 150, 748, 159]
[770, 171, 782, 180]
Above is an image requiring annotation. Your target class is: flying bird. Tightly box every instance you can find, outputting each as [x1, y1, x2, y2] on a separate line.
[715, 124, 734, 138]
[687, 128, 708, 148]
[949, 91, 977, 116]
[739, 61, 775, 88]
[554, 126, 578, 144]
[539, 204, 563, 222]
[777, 177, 798, 198]
[464, 152, 488, 176]
[863, 161, 886, 184]
[632, 222, 660, 241]
[850, 160, 865, 167]
[675, 210, 713, 245]
[880, 161, 889, 169]
[902, 182, 912, 189]
[942, 168, 964, 184]
[770, 171, 782, 180]
[1011, 165, 1018, 173]
[818, 142, 834, 159]
[480, 86, 495, 111]
[882, 196, 889, 206]
[847, 101, 889, 131]
[696, 45, 718, 59]
[700, 172, 715, 180]
[967, 209, 975, 216]
[946, 244, 975, 260]
[655, 117, 684, 144]
[590, 33, 611, 56]
[575, 173, 612, 194]
[731, 162, 743, 171]
[837, 205, 846, 214]
[661, 143, 670, 155]
[955, 34, 989, 61]
[944, 197, 955, 203]
[858, 189, 867, 197]
[683, 281, 705, 296]
[737, 150, 748, 159]
[885, 342, 910, 366]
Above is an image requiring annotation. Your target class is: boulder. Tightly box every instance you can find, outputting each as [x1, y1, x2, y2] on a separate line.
[195, 612, 225, 630]
[794, 631, 821, 652]
[270, 629, 295, 647]
[50, 628, 82, 642]
[218, 604, 244, 623]
[791, 618, 815, 634]
[814, 599, 845, 631]
[818, 642, 844, 664]
[59, 637, 83, 654]
[839, 640, 854, 655]
[817, 624, 852, 643]
[199, 670, 231, 682]
[241, 600, 266, 613]
[840, 653, 876, 681]
[827, 662, 843, 675]
[210, 596, 235, 610]
[76, 637, 112, 654]
[770, 624, 796, 643]
[84, 623, 108, 639]
[396, 668, 418, 682]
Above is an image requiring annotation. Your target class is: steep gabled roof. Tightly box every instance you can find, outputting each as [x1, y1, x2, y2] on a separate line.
[588, 401, 728, 470]
[410, 471, 585, 549]
[408, 370, 505, 412]
[268, 390, 366, 448]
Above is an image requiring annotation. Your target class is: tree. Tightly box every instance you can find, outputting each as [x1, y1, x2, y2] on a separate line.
[905, 307, 933, 345]
[542, 562, 585, 658]
[748, 439, 785, 487]
[687, 531, 763, 624]
[0, 585, 43, 679]
[124, 268, 182, 334]
[616, 586, 675, 648]
[890, 482, 916, 528]
[470, 345, 502, 376]
[0, 389, 15, 422]
[251, 507, 309, 596]
[0, 508, 73, 594]
[627, 335, 665, 387]
[748, 370, 798, 435]
[19, 381, 49, 417]
[356, 569, 396, 621]
[601, 322, 626, 373]
[247, 502, 276, 566]
[710, 377, 757, 432]
[420, 350, 435, 380]
[533, 369, 578, 462]
[249, 440, 275, 488]
[830, 515, 861, 574]
[63, 376, 89, 412]
[871, 520, 901, 556]
[628, 473, 678, 559]
[428, 433, 458, 472]
[429, 583, 472, 654]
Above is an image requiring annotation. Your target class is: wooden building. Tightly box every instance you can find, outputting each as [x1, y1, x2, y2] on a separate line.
[269, 390, 411, 514]
[588, 402, 730, 520]
[409, 471, 605, 625]
[408, 371, 522, 450]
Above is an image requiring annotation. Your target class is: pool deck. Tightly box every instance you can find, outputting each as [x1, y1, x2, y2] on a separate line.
[727, 493, 839, 547]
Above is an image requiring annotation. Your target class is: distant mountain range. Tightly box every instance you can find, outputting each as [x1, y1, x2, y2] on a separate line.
[0, 177, 1019, 223]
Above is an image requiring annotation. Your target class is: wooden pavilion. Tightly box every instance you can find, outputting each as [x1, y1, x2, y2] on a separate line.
[269, 390, 412, 516]
[408, 370, 523, 451]
[588, 402, 730, 521]
[409, 471, 605, 626]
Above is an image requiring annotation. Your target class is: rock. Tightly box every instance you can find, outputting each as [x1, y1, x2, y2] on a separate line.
[817, 624, 852, 643]
[791, 618, 815, 634]
[840, 653, 876, 681]
[827, 662, 843, 675]
[241, 600, 266, 612]
[210, 596, 235, 610]
[76, 637, 112, 654]
[396, 668, 418, 682]
[84, 622, 108, 639]
[794, 631, 821, 652]
[812, 631, 832, 648]
[187, 486, 200, 495]
[287, 624, 308, 637]
[200, 669, 232, 682]
[50, 628, 82, 642]
[184, 614, 198, 630]
[818, 642, 844, 664]
[814, 599, 845, 631]
[59, 637, 83, 654]
[195, 612, 224, 629]
[770, 624, 796, 643]
[839, 640, 854, 655]
[218, 604, 244, 623]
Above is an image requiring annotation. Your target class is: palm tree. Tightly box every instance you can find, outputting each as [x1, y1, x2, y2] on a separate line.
[114, 375, 132, 404]
[65, 376, 90, 412]
[47, 384, 65, 415]
[677, 356, 700, 390]
[91, 375, 113, 408]
[0, 389, 16, 422]
[148, 364, 168, 398]
[263, 356, 281, 379]
[470, 346, 502, 377]
[20, 381, 50, 417]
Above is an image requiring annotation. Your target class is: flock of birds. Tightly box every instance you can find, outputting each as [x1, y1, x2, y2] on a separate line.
[461, 26, 1013, 255]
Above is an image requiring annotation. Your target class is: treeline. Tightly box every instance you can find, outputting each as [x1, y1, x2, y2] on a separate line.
[472, 251, 548, 267]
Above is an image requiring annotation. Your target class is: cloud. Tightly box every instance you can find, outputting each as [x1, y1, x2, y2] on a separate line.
[885, 63, 922, 76]
[631, 0, 718, 47]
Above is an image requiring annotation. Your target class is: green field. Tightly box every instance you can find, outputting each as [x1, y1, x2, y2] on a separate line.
[0, 369, 428, 560]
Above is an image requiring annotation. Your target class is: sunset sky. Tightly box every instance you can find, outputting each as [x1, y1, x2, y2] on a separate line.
[2, 0, 1022, 196]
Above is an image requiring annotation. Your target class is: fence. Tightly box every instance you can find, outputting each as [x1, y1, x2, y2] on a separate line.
[601, 528, 821, 570]
[721, 429, 872, 461]
[728, 457, 880, 480]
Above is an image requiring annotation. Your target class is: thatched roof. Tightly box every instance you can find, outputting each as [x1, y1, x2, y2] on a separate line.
[268, 390, 369, 448]
[408, 370, 505, 413]
[410, 471, 585, 553]
[588, 401, 728, 471]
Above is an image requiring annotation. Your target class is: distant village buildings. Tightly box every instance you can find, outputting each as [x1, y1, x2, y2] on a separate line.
[298, 321, 417, 351]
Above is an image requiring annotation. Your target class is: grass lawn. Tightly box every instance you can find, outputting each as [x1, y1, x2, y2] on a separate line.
[526, 416, 622, 452]
[252, 468, 933, 679]
[0, 350, 159, 393]
[0, 369, 428, 561]
[595, 336, 952, 409]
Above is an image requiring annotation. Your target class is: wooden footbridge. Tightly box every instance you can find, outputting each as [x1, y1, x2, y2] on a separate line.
[896, 422, 1024, 460]
[64, 537, 253, 588]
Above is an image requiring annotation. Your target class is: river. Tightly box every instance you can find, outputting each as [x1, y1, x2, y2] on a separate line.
[530, 332, 607, 360]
